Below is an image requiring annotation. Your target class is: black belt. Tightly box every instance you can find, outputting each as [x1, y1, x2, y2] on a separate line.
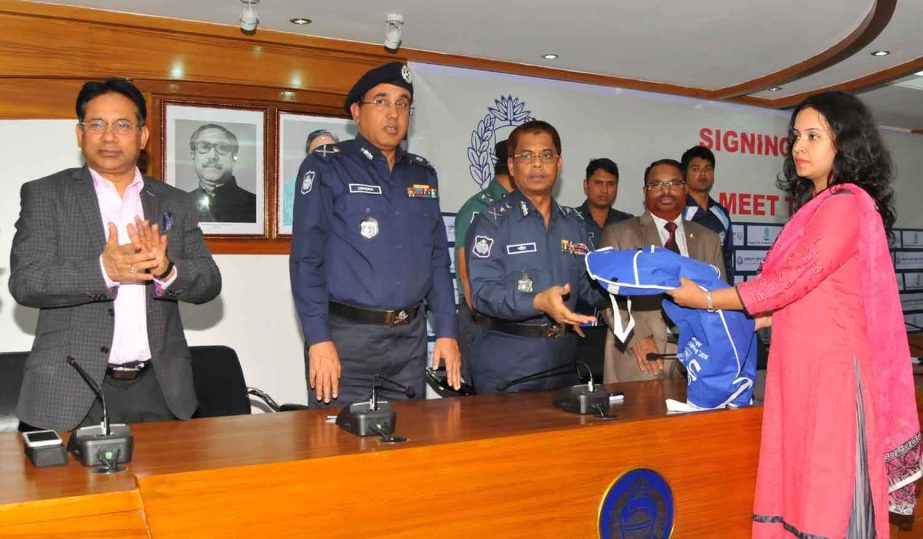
[106, 361, 150, 381]
[487, 318, 566, 339]
[329, 300, 421, 326]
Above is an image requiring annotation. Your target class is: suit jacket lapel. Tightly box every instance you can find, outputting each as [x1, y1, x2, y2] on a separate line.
[685, 223, 702, 259]
[140, 177, 160, 228]
[72, 166, 107, 254]
[639, 211, 663, 247]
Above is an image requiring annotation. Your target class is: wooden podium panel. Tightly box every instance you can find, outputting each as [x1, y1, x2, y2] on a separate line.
[133, 380, 760, 538]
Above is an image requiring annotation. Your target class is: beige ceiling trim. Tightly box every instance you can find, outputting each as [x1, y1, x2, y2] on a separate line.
[713, 0, 896, 100]
[738, 55, 923, 109]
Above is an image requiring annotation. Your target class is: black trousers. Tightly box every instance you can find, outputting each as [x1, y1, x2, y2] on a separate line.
[307, 308, 427, 407]
[80, 366, 176, 427]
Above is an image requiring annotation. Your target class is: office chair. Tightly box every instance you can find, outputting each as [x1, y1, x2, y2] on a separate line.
[189, 345, 307, 417]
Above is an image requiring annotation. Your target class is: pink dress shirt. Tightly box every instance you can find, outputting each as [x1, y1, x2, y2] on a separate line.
[91, 167, 175, 366]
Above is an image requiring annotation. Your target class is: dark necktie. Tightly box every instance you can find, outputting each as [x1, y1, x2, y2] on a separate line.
[664, 221, 680, 254]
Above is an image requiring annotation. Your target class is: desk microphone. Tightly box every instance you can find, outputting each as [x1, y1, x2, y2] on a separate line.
[336, 373, 412, 443]
[552, 361, 620, 417]
[646, 352, 679, 361]
[66, 356, 133, 472]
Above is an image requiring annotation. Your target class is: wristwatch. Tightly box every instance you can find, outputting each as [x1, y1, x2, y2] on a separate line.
[155, 259, 175, 280]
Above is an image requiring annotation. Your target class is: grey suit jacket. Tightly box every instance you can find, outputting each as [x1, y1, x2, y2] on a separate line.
[9, 166, 222, 430]
[597, 210, 724, 383]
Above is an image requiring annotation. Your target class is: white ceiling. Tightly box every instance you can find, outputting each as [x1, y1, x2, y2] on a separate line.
[30, 0, 923, 131]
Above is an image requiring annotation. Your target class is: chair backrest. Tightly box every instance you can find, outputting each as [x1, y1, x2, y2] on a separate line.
[0, 352, 29, 432]
[189, 345, 251, 418]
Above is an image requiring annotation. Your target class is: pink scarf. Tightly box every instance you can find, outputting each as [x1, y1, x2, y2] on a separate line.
[760, 183, 921, 514]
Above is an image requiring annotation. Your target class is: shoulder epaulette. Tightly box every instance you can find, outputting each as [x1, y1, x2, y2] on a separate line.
[408, 153, 436, 171]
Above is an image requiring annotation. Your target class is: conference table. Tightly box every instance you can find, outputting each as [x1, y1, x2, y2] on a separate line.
[1, 378, 920, 538]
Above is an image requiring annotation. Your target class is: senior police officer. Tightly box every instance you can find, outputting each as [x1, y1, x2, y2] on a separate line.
[290, 62, 460, 405]
[466, 120, 606, 394]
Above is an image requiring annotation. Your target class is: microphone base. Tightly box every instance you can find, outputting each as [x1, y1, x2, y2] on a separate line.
[552, 384, 612, 415]
[67, 424, 133, 468]
[335, 401, 396, 437]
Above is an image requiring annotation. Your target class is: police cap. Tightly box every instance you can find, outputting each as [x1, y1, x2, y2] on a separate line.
[344, 62, 413, 113]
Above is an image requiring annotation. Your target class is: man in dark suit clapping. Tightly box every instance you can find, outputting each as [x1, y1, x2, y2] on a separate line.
[9, 78, 221, 431]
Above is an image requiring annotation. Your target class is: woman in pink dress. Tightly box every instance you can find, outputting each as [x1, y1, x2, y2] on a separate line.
[669, 91, 921, 538]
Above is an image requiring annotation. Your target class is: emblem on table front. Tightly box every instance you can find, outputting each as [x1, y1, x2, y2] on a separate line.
[598, 468, 674, 539]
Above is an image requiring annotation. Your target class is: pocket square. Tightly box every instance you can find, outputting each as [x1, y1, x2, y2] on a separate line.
[162, 211, 174, 231]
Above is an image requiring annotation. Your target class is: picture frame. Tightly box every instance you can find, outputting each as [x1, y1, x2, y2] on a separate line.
[276, 112, 354, 235]
[163, 102, 266, 236]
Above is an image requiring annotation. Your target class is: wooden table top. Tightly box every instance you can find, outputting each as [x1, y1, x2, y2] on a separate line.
[0, 379, 704, 506]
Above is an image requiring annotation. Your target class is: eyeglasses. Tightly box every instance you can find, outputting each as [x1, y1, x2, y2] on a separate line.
[645, 180, 686, 192]
[79, 119, 142, 135]
[513, 150, 559, 164]
[194, 141, 235, 155]
[359, 97, 414, 115]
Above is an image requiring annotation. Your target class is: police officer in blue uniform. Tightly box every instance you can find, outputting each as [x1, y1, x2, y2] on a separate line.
[290, 62, 460, 405]
[466, 120, 606, 394]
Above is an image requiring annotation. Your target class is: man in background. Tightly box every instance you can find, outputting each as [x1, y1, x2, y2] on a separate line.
[574, 157, 632, 380]
[599, 159, 722, 383]
[681, 145, 733, 281]
[454, 140, 514, 380]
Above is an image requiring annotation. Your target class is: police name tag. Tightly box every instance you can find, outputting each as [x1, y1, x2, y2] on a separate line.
[506, 242, 537, 255]
[349, 184, 382, 195]
[407, 184, 437, 198]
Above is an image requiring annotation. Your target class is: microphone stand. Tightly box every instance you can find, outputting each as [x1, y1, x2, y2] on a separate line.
[65, 356, 133, 473]
[496, 362, 579, 392]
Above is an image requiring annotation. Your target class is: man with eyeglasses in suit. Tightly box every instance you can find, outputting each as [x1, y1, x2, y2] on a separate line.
[465, 120, 607, 394]
[597, 158, 723, 383]
[188, 123, 256, 223]
[290, 62, 460, 406]
[10, 78, 221, 431]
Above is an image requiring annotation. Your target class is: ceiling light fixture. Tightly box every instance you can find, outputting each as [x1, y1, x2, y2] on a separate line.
[870, 50, 890, 57]
[290, 17, 311, 25]
[240, 0, 259, 33]
[542, 54, 558, 60]
[768, 86, 783, 92]
[384, 13, 404, 51]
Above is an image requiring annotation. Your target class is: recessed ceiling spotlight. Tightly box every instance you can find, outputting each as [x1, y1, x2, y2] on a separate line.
[290, 17, 311, 25]
[768, 86, 783, 92]
[542, 54, 558, 60]
[870, 50, 890, 57]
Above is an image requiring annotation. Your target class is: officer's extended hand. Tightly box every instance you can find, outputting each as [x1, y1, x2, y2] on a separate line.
[533, 284, 596, 328]
[432, 337, 461, 390]
[632, 337, 661, 376]
[101, 222, 158, 282]
[308, 341, 341, 403]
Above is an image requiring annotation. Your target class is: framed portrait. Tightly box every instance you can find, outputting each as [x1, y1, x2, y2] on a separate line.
[277, 112, 354, 235]
[164, 102, 266, 236]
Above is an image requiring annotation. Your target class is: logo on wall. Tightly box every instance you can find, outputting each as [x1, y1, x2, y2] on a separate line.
[598, 468, 674, 539]
[467, 95, 534, 188]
